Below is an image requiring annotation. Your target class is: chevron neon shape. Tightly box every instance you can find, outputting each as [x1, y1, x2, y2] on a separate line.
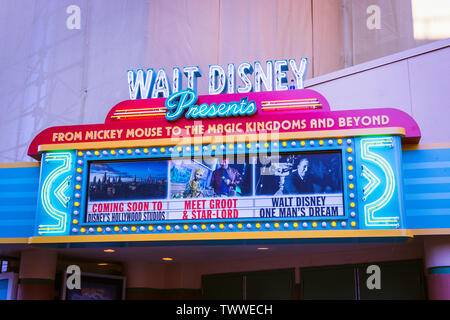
[361, 138, 398, 227]
[38, 152, 72, 234]
[361, 165, 381, 200]
[55, 175, 71, 208]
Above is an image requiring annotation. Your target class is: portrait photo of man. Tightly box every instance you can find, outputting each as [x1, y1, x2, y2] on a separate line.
[280, 157, 314, 195]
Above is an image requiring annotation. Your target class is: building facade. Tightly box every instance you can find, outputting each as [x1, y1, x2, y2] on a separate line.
[0, 0, 450, 300]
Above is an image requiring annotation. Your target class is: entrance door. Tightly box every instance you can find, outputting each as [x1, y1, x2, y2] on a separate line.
[300, 264, 357, 300]
[201, 272, 243, 300]
[201, 268, 295, 300]
[358, 260, 426, 299]
[300, 259, 426, 300]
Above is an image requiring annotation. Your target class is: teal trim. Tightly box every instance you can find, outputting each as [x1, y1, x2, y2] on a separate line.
[404, 177, 450, 184]
[403, 148, 450, 229]
[403, 161, 450, 170]
[0, 219, 35, 225]
[405, 192, 450, 200]
[407, 209, 450, 216]
[0, 279, 8, 300]
[0, 178, 39, 185]
[0, 192, 37, 198]
[0, 166, 40, 238]
[428, 266, 450, 275]
[0, 185, 38, 193]
[0, 204, 36, 216]
[0, 197, 37, 206]
[405, 183, 450, 193]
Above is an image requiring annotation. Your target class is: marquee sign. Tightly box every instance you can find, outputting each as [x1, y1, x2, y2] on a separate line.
[29, 87, 421, 241]
[85, 150, 344, 224]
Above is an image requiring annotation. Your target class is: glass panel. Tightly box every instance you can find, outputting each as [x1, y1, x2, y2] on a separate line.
[300, 265, 357, 300]
[358, 260, 426, 300]
[201, 273, 244, 300]
[246, 269, 296, 300]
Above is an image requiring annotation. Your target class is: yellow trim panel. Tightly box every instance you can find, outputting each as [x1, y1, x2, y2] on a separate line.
[2, 228, 450, 245]
[28, 229, 414, 244]
[0, 162, 40, 168]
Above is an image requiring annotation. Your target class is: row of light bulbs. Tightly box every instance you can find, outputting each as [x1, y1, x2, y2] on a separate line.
[71, 219, 358, 234]
[76, 138, 354, 158]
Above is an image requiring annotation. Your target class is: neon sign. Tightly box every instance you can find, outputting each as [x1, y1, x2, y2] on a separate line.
[38, 152, 73, 234]
[127, 58, 308, 99]
[360, 137, 400, 228]
[165, 89, 257, 121]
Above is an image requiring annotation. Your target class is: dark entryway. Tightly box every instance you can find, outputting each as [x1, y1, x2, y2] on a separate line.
[201, 268, 296, 300]
[201, 260, 426, 300]
[300, 259, 426, 300]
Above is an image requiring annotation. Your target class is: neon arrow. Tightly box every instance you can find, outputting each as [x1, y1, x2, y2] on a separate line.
[360, 138, 398, 227]
[38, 152, 72, 234]
[55, 175, 71, 207]
[361, 165, 381, 201]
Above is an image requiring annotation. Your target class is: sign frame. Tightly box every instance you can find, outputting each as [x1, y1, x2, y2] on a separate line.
[76, 139, 354, 231]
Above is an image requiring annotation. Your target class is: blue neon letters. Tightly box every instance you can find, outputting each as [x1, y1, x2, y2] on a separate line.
[127, 58, 308, 99]
[165, 89, 257, 121]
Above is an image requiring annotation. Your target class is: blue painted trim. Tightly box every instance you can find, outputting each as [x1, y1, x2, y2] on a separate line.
[403, 147, 450, 230]
[428, 266, 450, 275]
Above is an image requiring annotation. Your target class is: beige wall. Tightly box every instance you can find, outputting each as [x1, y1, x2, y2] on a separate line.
[19, 249, 57, 280]
[2, 0, 434, 163]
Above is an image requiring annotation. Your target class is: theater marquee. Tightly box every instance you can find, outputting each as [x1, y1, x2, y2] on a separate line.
[28, 74, 421, 242]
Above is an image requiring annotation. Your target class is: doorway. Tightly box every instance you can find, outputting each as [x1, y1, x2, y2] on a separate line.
[300, 259, 426, 300]
[201, 268, 296, 300]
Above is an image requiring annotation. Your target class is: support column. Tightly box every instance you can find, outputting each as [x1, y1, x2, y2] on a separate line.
[18, 249, 57, 300]
[424, 236, 450, 300]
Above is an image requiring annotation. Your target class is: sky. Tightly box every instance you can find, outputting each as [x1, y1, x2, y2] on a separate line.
[89, 160, 168, 183]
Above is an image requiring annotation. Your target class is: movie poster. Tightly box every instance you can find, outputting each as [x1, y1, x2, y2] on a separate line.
[86, 160, 168, 223]
[169, 158, 252, 199]
[254, 152, 344, 218]
[65, 275, 124, 300]
[85, 151, 345, 224]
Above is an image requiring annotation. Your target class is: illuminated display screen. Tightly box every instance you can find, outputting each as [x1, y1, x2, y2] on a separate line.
[85, 151, 344, 224]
